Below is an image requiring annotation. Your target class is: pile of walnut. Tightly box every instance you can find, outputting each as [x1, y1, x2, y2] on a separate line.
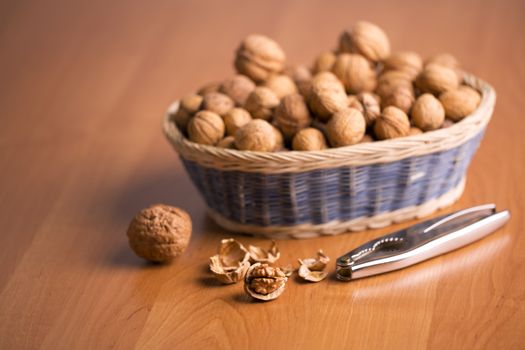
[171, 21, 482, 151]
[209, 238, 329, 301]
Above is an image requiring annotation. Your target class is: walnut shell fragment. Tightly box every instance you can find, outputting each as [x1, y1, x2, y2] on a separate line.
[209, 238, 251, 284]
[298, 250, 330, 282]
[244, 263, 288, 301]
[248, 241, 280, 264]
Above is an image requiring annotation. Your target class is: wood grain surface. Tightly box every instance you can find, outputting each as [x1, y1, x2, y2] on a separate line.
[1, 0, 524, 349]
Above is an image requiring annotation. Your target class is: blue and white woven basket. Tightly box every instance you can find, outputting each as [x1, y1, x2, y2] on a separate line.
[164, 74, 495, 239]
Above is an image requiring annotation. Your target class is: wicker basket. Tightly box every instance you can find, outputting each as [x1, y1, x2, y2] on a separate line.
[164, 74, 495, 239]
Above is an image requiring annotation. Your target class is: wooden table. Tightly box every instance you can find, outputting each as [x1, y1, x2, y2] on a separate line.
[1, 0, 524, 348]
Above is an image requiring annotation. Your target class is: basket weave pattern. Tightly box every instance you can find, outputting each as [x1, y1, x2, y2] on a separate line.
[164, 75, 495, 238]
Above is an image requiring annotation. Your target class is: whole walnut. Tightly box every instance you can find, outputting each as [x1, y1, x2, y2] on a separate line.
[220, 75, 256, 106]
[411, 93, 445, 131]
[415, 65, 459, 95]
[439, 86, 481, 121]
[425, 53, 459, 70]
[127, 204, 192, 263]
[288, 64, 312, 98]
[235, 119, 277, 152]
[171, 94, 203, 131]
[357, 92, 381, 126]
[326, 108, 366, 147]
[339, 21, 391, 62]
[202, 92, 234, 116]
[272, 125, 285, 151]
[332, 53, 377, 94]
[216, 136, 236, 149]
[244, 87, 280, 120]
[308, 72, 348, 121]
[381, 85, 415, 114]
[312, 51, 337, 74]
[274, 93, 312, 138]
[359, 134, 375, 143]
[187, 110, 225, 145]
[374, 106, 410, 139]
[235, 34, 286, 82]
[292, 127, 327, 151]
[197, 81, 221, 96]
[223, 108, 252, 136]
[263, 74, 298, 99]
[383, 51, 423, 79]
[376, 70, 414, 98]
[409, 127, 423, 135]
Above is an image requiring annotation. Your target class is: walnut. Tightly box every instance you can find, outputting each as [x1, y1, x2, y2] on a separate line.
[244, 263, 287, 301]
[272, 125, 285, 151]
[374, 106, 410, 139]
[248, 241, 280, 263]
[202, 92, 234, 116]
[197, 81, 221, 96]
[383, 51, 423, 79]
[439, 86, 481, 121]
[287, 64, 312, 98]
[332, 53, 377, 94]
[339, 21, 391, 62]
[170, 107, 191, 132]
[235, 34, 286, 82]
[375, 70, 414, 98]
[216, 136, 236, 149]
[234, 119, 277, 152]
[312, 51, 337, 74]
[425, 53, 459, 70]
[209, 238, 251, 284]
[223, 108, 252, 136]
[409, 127, 423, 135]
[126, 204, 192, 263]
[308, 72, 348, 121]
[347, 95, 363, 112]
[326, 108, 366, 147]
[381, 85, 415, 114]
[357, 92, 381, 126]
[415, 65, 459, 95]
[359, 134, 375, 143]
[292, 127, 328, 151]
[411, 93, 445, 131]
[263, 74, 298, 99]
[180, 94, 203, 114]
[187, 110, 225, 145]
[274, 93, 312, 138]
[298, 250, 330, 282]
[244, 87, 280, 120]
[219, 75, 256, 106]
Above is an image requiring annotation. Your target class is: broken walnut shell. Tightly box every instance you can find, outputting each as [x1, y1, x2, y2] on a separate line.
[209, 238, 251, 284]
[298, 250, 330, 282]
[244, 263, 287, 301]
[248, 241, 280, 264]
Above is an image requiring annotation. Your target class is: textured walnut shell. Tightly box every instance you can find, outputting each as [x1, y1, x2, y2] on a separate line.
[288, 64, 312, 98]
[439, 86, 481, 121]
[381, 85, 415, 114]
[274, 93, 312, 138]
[375, 70, 414, 98]
[187, 111, 225, 145]
[297, 250, 330, 282]
[216, 136, 236, 149]
[202, 92, 234, 116]
[292, 127, 328, 151]
[411, 93, 445, 131]
[425, 53, 459, 70]
[383, 51, 423, 79]
[263, 74, 298, 99]
[244, 263, 287, 301]
[197, 81, 221, 96]
[126, 204, 192, 263]
[308, 72, 348, 121]
[374, 106, 410, 139]
[235, 34, 286, 82]
[409, 127, 423, 136]
[326, 108, 366, 147]
[219, 75, 256, 106]
[339, 21, 391, 62]
[235, 119, 277, 152]
[248, 241, 280, 263]
[223, 108, 252, 136]
[180, 94, 203, 114]
[312, 51, 337, 74]
[357, 92, 381, 126]
[332, 53, 377, 94]
[171, 107, 192, 132]
[209, 238, 251, 284]
[272, 125, 285, 151]
[415, 65, 459, 95]
[244, 87, 280, 121]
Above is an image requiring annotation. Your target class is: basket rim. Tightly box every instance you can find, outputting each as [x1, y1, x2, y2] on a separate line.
[164, 73, 495, 174]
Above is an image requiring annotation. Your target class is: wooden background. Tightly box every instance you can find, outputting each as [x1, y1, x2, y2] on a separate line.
[1, 0, 524, 349]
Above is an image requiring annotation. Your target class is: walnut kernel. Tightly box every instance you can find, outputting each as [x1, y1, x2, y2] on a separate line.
[244, 263, 287, 301]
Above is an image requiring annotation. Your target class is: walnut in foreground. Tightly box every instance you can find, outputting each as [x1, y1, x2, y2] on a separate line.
[127, 204, 192, 263]
[244, 263, 287, 301]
